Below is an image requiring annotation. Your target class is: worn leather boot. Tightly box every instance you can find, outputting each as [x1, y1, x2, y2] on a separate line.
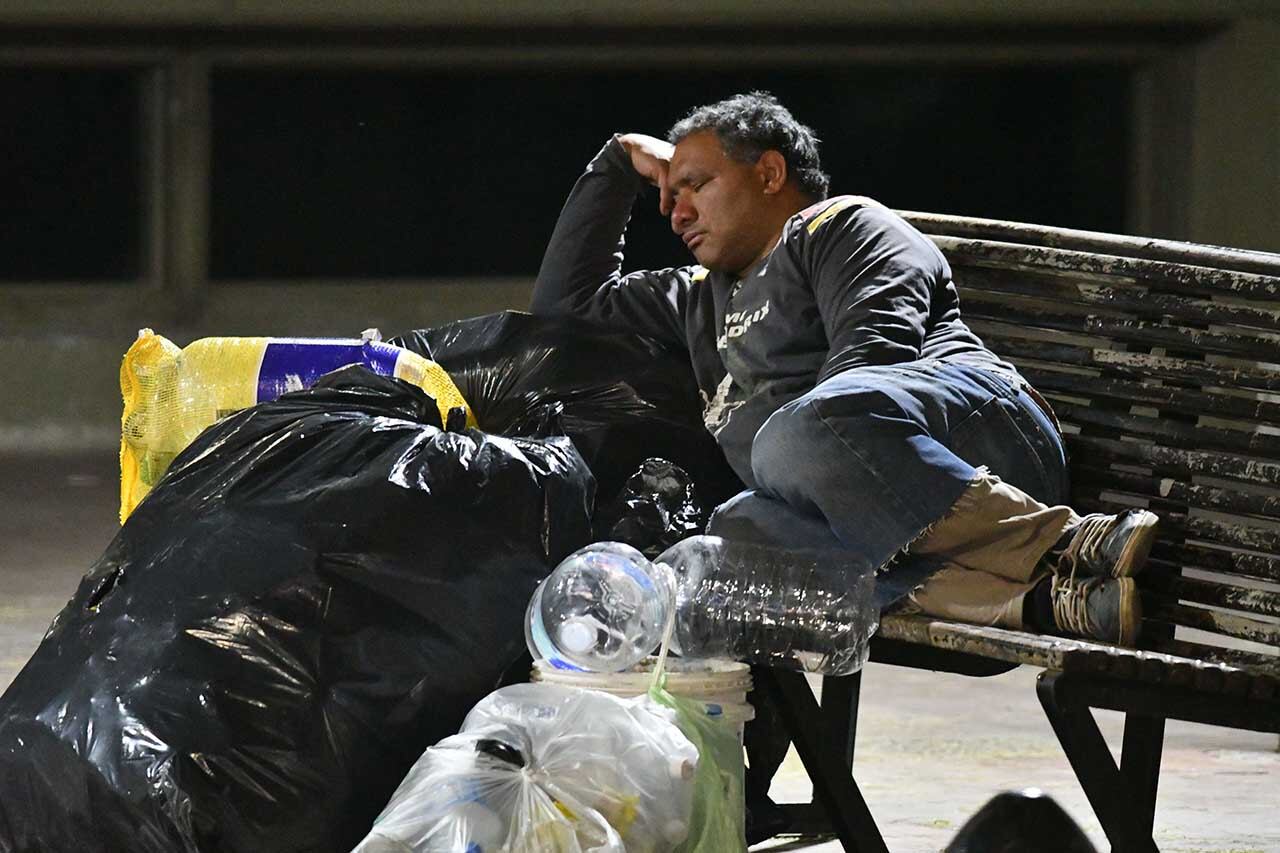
[1050, 574, 1142, 646]
[1049, 508, 1159, 578]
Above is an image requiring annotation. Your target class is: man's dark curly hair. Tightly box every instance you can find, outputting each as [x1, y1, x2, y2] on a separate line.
[668, 91, 830, 201]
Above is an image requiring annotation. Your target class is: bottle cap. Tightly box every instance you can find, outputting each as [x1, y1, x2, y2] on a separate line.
[557, 618, 597, 654]
[474, 737, 526, 768]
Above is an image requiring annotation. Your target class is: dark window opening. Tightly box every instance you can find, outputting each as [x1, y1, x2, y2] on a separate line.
[0, 68, 142, 281]
[211, 65, 1130, 280]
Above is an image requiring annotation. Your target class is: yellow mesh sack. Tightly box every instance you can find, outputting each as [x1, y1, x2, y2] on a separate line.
[120, 329, 473, 523]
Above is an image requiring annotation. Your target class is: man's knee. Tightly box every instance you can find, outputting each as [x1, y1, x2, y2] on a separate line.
[708, 488, 841, 550]
[706, 490, 760, 538]
[750, 397, 825, 491]
[750, 380, 893, 490]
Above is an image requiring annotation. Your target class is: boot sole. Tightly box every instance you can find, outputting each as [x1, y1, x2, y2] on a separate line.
[1118, 577, 1142, 647]
[1112, 511, 1160, 577]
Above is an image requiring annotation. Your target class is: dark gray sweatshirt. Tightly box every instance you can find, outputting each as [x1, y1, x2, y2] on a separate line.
[531, 137, 1017, 487]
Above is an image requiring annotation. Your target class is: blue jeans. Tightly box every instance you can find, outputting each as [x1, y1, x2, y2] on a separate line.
[706, 361, 1069, 609]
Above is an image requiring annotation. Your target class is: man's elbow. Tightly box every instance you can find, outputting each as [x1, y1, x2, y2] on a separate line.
[528, 292, 552, 315]
[528, 288, 577, 317]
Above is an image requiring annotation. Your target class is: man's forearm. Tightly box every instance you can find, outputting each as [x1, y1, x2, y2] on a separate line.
[531, 137, 648, 316]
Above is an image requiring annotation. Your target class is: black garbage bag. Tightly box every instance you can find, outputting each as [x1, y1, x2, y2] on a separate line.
[390, 311, 742, 508]
[0, 367, 593, 853]
[593, 457, 709, 557]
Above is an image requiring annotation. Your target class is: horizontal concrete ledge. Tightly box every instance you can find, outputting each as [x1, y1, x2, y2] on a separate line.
[0, 0, 1267, 30]
[0, 425, 118, 454]
[0, 279, 533, 452]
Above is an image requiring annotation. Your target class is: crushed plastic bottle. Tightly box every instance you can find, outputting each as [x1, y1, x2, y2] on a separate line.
[525, 535, 877, 676]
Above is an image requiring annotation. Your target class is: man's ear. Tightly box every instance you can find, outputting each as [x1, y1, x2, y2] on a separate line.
[756, 150, 788, 195]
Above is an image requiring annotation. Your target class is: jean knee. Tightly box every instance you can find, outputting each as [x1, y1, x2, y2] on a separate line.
[750, 397, 827, 493]
[708, 489, 842, 550]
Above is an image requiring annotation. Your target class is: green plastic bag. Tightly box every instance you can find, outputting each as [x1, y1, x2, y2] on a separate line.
[647, 677, 746, 852]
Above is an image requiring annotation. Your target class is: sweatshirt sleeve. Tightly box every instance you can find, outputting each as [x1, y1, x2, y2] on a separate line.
[804, 200, 948, 382]
[530, 136, 693, 349]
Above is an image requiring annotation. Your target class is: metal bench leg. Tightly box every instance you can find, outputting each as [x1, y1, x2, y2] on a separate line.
[1121, 713, 1165, 836]
[822, 671, 862, 770]
[758, 668, 889, 853]
[1036, 671, 1160, 853]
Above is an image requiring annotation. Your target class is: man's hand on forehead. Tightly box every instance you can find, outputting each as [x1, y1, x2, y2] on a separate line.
[616, 133, 675, 217]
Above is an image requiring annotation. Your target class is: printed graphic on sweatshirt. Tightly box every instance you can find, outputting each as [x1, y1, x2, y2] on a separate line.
[717, 299, 771, 351]
[701, 372, 746, 436]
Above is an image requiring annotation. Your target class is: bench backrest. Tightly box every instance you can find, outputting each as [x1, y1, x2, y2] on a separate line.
[903, 212, 1280, 676]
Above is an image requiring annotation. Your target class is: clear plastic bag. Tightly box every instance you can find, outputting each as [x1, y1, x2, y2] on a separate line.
[355, 684, 699, 853]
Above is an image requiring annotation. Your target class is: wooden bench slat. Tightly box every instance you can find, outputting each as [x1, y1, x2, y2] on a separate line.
[1155, 576, 1280, 619]
[981, 336, 1280, 393]
[1149, 543, 1280, 585]
[904, 211, 1280, 277]
[1145, 600, 1280, 647]
[1023, 368, 1280, 425]
[1064, 435, 1280, 488]
[1058, 406, 1280, 460]
[1071, 465, 1280, 520]
[878, 614, 1279, 695]
[1152, 638, 1279, 679]
[956, 267, 1280, 332]
[935, 237, 1280, 300]
[1172, 515, 1280, 557]
[962, 299, 1280, 360]
[969, 318, 1142, 353]
[878, 614, 1107, 671]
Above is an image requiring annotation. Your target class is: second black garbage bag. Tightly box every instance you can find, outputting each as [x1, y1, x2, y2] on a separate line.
[391, 311, 742, 508]
[0, 367, 593, 853]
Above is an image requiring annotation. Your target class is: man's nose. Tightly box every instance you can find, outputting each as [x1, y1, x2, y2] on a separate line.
[670, 198, 696, 232]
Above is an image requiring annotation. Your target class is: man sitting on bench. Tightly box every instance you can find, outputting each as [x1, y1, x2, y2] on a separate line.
[530, 91, 1158, 648]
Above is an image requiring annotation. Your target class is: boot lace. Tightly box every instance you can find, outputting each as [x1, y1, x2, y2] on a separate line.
[1057, 513, 1114, 577]
[1050, 574, 1099, 639]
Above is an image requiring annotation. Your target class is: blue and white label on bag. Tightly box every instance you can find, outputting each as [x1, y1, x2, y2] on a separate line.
[255, 338, 413, 404]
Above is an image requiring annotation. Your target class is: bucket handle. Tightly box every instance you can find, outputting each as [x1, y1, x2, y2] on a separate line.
[649, 560, 678, 692]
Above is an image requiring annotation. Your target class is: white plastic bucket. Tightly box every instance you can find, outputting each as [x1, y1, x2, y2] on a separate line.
[531, 657, 755, 742]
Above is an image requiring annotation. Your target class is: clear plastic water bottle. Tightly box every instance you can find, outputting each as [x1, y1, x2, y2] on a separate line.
[525, 535, 877, 676]
[525, 542, 674, 672]
[665, 535, 878, 676]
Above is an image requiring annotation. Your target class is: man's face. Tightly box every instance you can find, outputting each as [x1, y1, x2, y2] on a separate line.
[666, 130, 775, 275]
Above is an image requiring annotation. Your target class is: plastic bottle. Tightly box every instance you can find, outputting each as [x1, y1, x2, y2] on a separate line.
[525, 542, 675, 673]
[525, 535, 877, 676]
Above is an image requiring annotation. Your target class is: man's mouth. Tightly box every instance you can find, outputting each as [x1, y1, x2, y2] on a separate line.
[683, 232, 705, 250]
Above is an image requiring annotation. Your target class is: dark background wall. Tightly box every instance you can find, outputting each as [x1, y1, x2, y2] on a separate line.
[6, 64, 1132, 282]
[0, 2, 1276, 448]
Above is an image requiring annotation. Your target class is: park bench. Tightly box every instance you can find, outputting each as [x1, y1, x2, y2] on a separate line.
[756, 213, 1280, 853]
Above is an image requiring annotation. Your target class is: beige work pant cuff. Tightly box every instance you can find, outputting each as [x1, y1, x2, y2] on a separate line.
[904, 469, 1079, 629]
